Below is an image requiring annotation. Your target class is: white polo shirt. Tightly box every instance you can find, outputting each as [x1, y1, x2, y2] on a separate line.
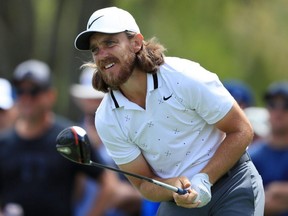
[95, 57, 234, 179]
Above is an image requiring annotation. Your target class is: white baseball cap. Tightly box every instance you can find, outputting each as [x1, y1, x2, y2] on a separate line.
[70, 67, 105, 99]
[75, 7, 140, 50]
[13, 59, 52, 88]
[244, 107, 270, 138]
[0, 78, 14, 110]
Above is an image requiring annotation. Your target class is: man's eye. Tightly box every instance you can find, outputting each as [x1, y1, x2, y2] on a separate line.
[106, 40, 116, 47]
[91, 47, 99, 54]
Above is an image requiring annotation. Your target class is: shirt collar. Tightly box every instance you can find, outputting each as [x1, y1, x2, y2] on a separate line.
[110, 72, 160, 109]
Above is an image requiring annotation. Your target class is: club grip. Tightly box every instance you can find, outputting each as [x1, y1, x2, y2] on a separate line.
[177, 188, 188, 195]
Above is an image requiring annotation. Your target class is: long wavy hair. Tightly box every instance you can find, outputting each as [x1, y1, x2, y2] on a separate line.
[81, 31, 166, 93]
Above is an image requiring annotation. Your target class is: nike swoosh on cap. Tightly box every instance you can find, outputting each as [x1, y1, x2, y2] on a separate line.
[88, 15, 104, 29]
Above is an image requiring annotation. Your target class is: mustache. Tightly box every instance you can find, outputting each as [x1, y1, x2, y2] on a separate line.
[98, 57, 119, 68]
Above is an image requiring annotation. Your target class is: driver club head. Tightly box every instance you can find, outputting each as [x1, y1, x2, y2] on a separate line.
[56, 126, 91, 164]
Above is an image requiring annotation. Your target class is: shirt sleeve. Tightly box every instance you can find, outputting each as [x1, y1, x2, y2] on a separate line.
[173, 59, 235, 124]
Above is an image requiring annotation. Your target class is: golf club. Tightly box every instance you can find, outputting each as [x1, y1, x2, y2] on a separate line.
[56, 126, 187, 195]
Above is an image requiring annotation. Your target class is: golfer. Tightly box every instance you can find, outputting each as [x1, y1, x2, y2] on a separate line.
[74, 6, 264, 215]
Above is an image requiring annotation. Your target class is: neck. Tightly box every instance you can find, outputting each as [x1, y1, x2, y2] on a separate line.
[15, 112, 54, 139]
[119, 69, 147, 109]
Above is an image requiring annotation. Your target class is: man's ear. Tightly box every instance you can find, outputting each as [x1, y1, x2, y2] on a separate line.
[132, 33, 144, 53]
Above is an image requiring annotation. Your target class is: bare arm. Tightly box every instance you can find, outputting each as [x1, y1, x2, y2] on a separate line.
[119, 154, 194, 202]
[120, 102, 253, 206]
[200, 101, 254, 184]
[172, 101, 254, 208]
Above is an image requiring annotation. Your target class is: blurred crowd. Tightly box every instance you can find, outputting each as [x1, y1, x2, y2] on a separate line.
[224, 79, 288, 216]
[0, 59, 287, 216]
[0, 60, 141, 216]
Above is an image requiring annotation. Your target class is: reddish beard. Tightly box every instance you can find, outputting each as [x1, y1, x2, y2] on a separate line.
[99, 51, 136, 89]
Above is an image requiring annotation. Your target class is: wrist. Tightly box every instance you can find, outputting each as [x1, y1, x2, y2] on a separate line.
[196, 173, 213, 186]
[191, 173, 213, 207]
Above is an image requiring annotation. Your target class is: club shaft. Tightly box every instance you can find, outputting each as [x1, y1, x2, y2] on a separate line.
[89, 161, 187, 195]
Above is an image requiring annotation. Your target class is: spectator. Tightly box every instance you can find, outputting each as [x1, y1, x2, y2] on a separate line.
[0, 59, 117, 216]
[244, 106, 270, 144]
[224, 79, 270, 145]
[70, 67, 142, 216]
[223, 79, 255, 109]
[249, 81, 288, 216]
[0, 78, 18, 132]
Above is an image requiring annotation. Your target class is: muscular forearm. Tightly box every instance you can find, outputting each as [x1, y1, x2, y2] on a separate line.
[119, 155, 190, 202]
[201, 131, 252, 184]
[201, 103, 253, 184]
[136, 176, 186, 202]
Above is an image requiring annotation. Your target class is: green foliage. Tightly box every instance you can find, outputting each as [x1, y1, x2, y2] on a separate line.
[115, 0, 288, 105]
[1, 0, 287, 120]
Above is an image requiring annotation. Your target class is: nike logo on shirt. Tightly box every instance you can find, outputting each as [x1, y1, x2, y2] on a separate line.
[163, 94, 173, 101]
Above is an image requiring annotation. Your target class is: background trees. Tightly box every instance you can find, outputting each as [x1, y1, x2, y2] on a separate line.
[1, 0, 287, 121]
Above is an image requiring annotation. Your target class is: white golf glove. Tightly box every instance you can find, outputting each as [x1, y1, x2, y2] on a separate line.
[190, 173, 212, 207]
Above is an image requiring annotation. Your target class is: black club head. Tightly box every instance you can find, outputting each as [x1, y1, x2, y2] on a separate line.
[56, 126, 91, 164]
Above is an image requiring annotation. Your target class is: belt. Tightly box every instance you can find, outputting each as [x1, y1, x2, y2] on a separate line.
[231, 151, 251, 170]
[215, 151, 251, 184]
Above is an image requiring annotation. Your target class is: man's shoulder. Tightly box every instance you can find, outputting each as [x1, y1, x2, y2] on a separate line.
[162, 57, 200, 72]
[164, 56, 199, 64]
[161, 57, 213, 84]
